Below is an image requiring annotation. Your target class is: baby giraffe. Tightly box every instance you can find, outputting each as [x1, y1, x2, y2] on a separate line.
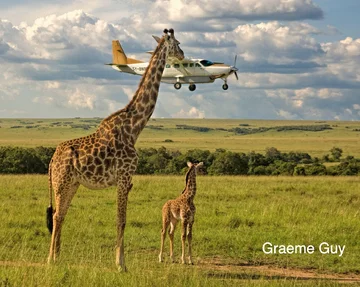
[159, 161, 203, 264]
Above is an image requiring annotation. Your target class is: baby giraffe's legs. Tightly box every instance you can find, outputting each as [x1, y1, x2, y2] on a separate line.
[169, 217, 177, 263]
[180, 219, 188, 264]
[187, 220, 194, 264]
[159, 215, 170, 262]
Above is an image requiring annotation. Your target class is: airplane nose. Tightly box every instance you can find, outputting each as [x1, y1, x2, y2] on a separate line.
[230, 66, 238, 80]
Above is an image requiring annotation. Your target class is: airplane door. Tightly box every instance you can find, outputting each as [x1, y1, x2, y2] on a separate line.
[183, 62, 206, 76]
[195, 62, 206, 76]
[180, 63, 192, 76]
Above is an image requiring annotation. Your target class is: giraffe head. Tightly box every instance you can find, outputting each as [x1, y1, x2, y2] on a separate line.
[187, 161, 203, 172]
[185, 161, 203, 181]
[165, 28, 184, 61]
[154, 28, 184, 62]
[182, 161, 203, 194]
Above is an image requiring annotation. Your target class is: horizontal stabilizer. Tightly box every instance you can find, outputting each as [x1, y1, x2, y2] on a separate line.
[105, 63, 128, 67]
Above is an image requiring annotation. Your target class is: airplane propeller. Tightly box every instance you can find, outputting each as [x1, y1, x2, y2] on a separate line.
[231, 55, 238, 80]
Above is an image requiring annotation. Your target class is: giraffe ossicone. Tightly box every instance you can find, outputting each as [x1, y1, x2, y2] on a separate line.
[159, 161, 203, 264]
[46, 28, 184, 272]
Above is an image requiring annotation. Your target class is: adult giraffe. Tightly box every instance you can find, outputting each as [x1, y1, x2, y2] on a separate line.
[46, 28, 184, 271]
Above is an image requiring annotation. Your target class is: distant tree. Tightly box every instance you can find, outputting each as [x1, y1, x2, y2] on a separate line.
[248, 151, 268, 174]
[136, 148, 158, 174]
[208, 151, 248, 175]
[330, 147, 343, 161]
[252, 165, 268, 175]
[304, 163, 327, 175]
[34, 146, 55, 170]
[0, 146, 44, 174]
[293, 166, 306, 176]
[272, 160, 297, 175]
[322, 154, 330, 162]
[329, 159, 360, 176]
[265, 147, 282, 161]
[283, 151, 312, 164]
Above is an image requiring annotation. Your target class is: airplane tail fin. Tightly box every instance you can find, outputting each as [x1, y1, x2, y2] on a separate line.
[112, 40, 143, 65]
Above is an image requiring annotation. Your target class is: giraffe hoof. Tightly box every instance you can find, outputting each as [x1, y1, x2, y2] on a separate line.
[118, 265, 128, 272]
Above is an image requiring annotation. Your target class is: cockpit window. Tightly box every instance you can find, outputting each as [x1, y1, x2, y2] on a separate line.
[200, 60, 214, 67]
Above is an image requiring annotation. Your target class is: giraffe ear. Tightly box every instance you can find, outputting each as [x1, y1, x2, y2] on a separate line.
[152, 35, 161, 43]
[197, 162, 204, 167]
[187, 161, 192, 167]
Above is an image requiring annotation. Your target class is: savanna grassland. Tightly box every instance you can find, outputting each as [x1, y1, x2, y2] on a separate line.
[0, 118, 359, 158]
[0, 118, 360, 286]
[1, 175, 360, 286]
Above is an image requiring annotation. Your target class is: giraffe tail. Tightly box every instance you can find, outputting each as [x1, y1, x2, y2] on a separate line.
[46, 159, 54, 234]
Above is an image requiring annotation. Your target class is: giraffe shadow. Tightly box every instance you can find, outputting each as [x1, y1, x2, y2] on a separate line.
[200, 260, 360, 283]
[206, 271, 360, 282]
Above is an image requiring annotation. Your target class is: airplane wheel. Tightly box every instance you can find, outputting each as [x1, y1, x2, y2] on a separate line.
[222, 83, 229, 90]
[189, 84, 196, 91]
[174, 83, 182, 90]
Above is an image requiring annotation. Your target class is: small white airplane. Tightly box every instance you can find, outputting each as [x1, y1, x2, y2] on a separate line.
[106, 38, 238, 91]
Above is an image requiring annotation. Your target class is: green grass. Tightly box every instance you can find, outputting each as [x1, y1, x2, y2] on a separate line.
[1, 175, 359, 286]
[0, 118, 359, 158]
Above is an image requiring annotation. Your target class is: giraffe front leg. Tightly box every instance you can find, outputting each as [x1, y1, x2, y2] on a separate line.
[115, 176, 132, 272]
[181, 219, 188, 264]
[187, 220, 194, 265]
[159, 223, 167, 263]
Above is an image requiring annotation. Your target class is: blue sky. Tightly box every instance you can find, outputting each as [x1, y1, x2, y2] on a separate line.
[0, 0, 359, 120]
[311, 0, 360, 40]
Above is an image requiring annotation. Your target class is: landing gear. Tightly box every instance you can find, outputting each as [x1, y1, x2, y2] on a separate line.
[222, 83, 229, 90]
[174, 82, 182, 90]
[189, 84, 196, 92]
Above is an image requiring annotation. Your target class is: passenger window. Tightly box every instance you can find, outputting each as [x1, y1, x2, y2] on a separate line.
[183, 63, 188, 68]
[195, 63, 201, 67]
[189, 63, 194, 67]
[174, 64, 180, 68]
[166, 64, 170, 68]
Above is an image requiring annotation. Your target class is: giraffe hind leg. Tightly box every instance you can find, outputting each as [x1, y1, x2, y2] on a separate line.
[47, 182, 79, 264]
[169, 217, 177, 263]
[159, 214, 170, 263]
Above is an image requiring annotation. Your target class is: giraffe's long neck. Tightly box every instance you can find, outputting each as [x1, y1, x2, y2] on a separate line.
[183, 169, 197, 200]
[98, 39, 168, 145]
[126, 40, 168, 143]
